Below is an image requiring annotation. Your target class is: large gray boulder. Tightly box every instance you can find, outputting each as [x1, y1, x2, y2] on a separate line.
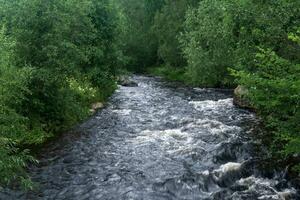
[90, 102, 104, 113]
[233, 85, 252, 109]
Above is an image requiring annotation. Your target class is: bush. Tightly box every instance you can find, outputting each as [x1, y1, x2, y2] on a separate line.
[180, 0, 236, 87]
[233, 48, 300, 171]
[152, 0, 198, 67]
[0, 0, 123, 188]
[148, 65, 187, 82]
[0, 30, 43, 189]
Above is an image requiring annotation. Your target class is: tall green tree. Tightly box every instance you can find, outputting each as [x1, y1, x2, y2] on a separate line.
[180, 0, 236, 87]
[153, 0, 198, 67]
[115, 0, 164, 71]
[0, 0, 124, 188]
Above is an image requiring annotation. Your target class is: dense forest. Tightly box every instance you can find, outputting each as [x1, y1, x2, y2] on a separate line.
[0, 0, 299, 189]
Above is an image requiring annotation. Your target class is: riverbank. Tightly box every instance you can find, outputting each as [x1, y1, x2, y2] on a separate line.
[0, 78, 117, 190]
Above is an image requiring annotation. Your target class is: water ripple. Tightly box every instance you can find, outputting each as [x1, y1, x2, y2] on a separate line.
[1, 76, 298, 200]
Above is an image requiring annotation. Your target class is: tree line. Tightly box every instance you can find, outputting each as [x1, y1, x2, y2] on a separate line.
[0, 0, 299, 188]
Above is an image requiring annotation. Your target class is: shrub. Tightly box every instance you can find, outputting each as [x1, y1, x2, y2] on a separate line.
[0, 30, 43, 189]
[233, 48, 300, 170]
[0, 0, 123, 188]
[148, 65, 187, 82]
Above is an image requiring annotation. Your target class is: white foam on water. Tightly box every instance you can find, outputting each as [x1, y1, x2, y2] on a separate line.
[236, 176, 297, 199]
[112, 109, 132, 115]
[132, 129, 189, 146]
[130, 129, 207, 157]
[213, 162, 241, 176]
[218, 162, 242, 173]
[212, 162, 242, 181]
[186, 118, 241, 136]
[193, 88, 207, 92]
[277, 189, 297, 200]
[257, 194, 280, 200]
[238, 176, 277, 195]
[189, 98, 233, 112]
[201, 170, 210, 176]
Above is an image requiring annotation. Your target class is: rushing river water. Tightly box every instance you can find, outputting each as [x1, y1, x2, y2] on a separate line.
[1, 76, 299, 200]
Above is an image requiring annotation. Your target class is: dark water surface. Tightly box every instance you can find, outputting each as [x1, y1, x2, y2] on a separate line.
[1, 76, 298, 199]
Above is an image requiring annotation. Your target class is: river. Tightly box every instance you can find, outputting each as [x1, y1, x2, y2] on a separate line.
[1, 76, 298, 199]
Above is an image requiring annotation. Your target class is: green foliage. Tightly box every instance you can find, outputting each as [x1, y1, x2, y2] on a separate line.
[228, 0, 300, 170]
[0, 0, 123, 188]
[148, 66, 187, 83]
[181, 0, 237, 87]
[234, 48, 300, 170]
[115, 0, 164, 71]
[0, 29, 41, 189]
[0, 0, 299, 189]
[178, 0, 300, 170]
[149, 0, 300, 170]
[116, 0, 199, 71]
[0, 140, 36, 190]
[153, 0, 198, 67]
[181, 0, 300, 87]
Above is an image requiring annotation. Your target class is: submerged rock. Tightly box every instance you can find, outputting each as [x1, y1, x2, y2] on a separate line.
[233, 85, 252, 109]
[213, 162, 243, 187]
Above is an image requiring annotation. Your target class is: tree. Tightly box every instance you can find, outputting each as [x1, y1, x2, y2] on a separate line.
[181, 0, 235, 87]
[0, 0, 123, 187]
[153, 0, 198, 67]
[115, 0, 164, 71]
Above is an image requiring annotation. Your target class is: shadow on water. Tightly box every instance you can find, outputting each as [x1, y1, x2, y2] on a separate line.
[1, 76, 299, 200]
